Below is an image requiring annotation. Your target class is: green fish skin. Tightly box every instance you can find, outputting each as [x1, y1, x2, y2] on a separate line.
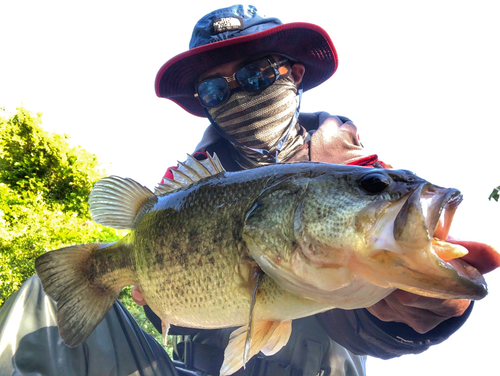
[35, 161, 487, 375]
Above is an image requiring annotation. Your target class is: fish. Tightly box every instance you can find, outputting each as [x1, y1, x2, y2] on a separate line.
[35, 154, 487, 375]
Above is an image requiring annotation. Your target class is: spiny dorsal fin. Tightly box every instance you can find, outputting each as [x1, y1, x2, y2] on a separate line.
[89, 176, 154, 229]
[154, 153, 225, 196]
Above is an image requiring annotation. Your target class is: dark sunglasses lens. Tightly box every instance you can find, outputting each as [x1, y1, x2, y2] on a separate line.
[235, 60, 277, 91]
[197, 78, 230, 107]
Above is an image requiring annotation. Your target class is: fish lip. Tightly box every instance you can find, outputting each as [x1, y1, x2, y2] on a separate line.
[420, 183, 463, 241]
[447, 258, 488, 296]
[417, 184, 487, 290]
[392, 183, 462, 249]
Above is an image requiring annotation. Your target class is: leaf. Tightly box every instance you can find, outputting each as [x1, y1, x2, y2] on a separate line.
[489, 186, 500, 202]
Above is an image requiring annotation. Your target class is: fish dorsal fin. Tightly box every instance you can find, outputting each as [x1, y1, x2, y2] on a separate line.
[154, 153, 225, 196]
[89, 176, 154, 229]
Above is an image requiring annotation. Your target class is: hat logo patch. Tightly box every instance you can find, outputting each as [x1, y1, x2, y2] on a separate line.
[212, 17, 244, 34]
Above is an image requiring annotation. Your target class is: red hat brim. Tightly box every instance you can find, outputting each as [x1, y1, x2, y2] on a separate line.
[155, 22, 338, 117]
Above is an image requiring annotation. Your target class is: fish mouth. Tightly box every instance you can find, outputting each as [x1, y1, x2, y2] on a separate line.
[420, 185, 487, 296]
[368, 183, 487, 300]
[393, 184, 462, 249]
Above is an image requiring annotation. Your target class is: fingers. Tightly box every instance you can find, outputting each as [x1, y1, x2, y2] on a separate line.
[447, 237, 500, 274]
[367, 290, 470, 334]
[131, 285, 147, 306]
[367, 297, 442, 334]
[392, 290, 470, 317]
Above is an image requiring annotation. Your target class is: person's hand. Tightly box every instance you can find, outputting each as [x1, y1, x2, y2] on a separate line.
[447, 237, 500, 274]
[367, 290, 470, 333]
[131, 285, 147, 306]
[368, 238, 499, 333]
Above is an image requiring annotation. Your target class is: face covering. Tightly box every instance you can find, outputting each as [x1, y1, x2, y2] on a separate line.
[207, 77, 303, 167]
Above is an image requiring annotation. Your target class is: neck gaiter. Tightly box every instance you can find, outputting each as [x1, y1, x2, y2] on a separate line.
[207, 77, 304, 167]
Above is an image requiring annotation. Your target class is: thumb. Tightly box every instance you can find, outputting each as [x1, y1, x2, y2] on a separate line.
[131, 285, 147, 306]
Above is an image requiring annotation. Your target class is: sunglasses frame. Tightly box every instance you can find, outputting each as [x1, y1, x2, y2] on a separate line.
[194, 55, 290, 108]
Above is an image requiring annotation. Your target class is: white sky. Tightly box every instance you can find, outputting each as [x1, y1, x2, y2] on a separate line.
[1, 1, 499, 375]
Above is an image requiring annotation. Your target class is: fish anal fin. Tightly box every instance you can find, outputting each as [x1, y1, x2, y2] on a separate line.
[221, 320, 291, 376]
[261, 320, 292, 356]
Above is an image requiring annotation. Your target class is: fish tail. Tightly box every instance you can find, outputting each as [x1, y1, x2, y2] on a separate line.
[35, 242, 133, 347]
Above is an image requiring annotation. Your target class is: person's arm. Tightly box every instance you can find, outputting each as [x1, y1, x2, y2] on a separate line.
[316, 302, 473, 359]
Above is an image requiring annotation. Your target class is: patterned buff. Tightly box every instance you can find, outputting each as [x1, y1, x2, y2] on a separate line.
[207, 77, 304, 168]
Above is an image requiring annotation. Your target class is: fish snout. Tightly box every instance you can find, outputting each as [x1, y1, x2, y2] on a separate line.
[394, 184, 463, 248]
[376, 183, 487, 300]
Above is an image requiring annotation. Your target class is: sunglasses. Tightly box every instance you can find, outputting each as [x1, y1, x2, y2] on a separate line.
[194, 56, 290, 108]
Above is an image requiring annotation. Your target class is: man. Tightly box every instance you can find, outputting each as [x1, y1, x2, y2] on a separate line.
[131, 4, 499, 376]
[0, 4, 497, 376]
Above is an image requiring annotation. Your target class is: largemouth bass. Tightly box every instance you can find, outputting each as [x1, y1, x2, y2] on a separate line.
[35, 155, 487, 375]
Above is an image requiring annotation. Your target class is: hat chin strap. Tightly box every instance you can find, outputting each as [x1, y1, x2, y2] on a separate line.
[203, 85, 303, 164]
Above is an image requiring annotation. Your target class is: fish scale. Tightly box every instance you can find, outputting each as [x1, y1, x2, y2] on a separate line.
[133, 171, 305, 329]
[35, 155, 487, 375]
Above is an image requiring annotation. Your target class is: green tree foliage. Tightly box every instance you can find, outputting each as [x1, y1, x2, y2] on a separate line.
[0, 108, 173, 353]
[0, 107, 121, 306]
[0, 107, 103, 215]
[489, 186, 499, 202]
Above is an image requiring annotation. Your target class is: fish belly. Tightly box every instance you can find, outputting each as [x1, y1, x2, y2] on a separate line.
[134, 245, 335, 329]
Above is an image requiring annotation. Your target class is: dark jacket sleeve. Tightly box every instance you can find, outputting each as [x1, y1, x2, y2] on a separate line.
[316, 305, 473, 359]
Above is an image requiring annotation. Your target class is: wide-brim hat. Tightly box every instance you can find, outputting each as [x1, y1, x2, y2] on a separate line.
[155, 5, 338, 117]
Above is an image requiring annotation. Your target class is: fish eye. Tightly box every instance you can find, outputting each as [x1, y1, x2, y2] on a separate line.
[359, 172, 391, 194]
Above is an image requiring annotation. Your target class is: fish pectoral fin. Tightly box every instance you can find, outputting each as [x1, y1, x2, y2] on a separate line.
[244, 265, 263, 363]
[221, 320, 292, 376]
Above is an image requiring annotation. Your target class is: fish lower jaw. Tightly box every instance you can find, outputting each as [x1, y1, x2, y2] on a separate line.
[353, 249, 488, 300]
[368, 228, 486, 299]
[446, 258, 487, 291]
[428, 239, 487, 298]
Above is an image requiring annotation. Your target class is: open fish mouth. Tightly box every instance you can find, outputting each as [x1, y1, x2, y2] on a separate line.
[424, 185, 488, 291]
[386, 183, 488, 300]
[393, 183, 462, 250]
[424, 186, 487, 294]
[421, 184, 463, 241]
